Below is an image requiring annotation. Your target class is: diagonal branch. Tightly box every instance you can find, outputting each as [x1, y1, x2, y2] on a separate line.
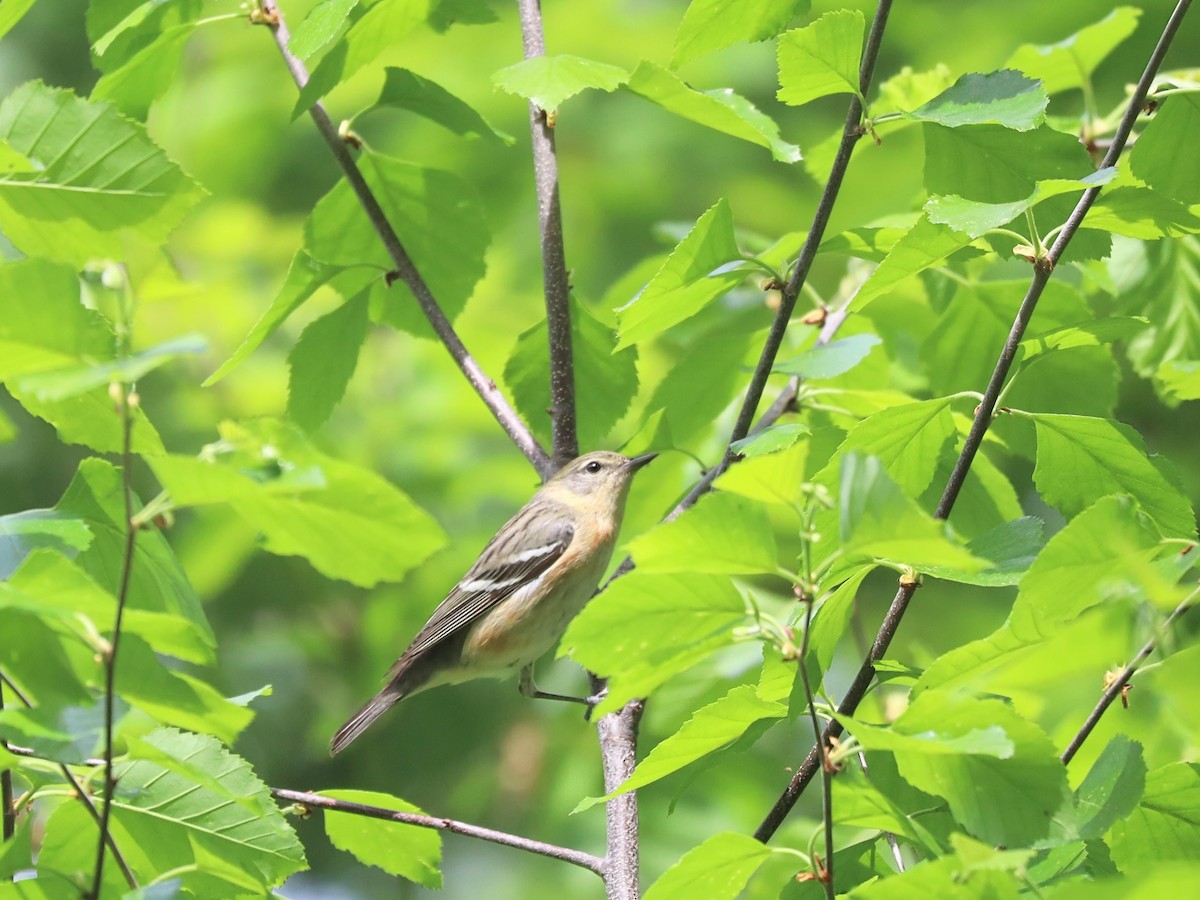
[269, 787, 605, 876]
[518, 0, 578, 468]
[255, 2, 552, 480]
[1061, 586, 1197, 765]
[754, 0, 1194, 843]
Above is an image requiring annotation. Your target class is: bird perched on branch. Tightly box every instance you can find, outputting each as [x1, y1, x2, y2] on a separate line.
[330, 450, 657, 755]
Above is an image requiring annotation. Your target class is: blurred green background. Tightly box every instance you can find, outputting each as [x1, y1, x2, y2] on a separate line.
[2, 1, 1198, 896]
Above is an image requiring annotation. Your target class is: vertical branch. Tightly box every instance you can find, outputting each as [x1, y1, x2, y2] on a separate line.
[755, 0, 1194, 843]
[255, 2, 553, 480]
[1, 682, 13, 843]
[596, 700, 644, 900]
[518, 0, 578, 468]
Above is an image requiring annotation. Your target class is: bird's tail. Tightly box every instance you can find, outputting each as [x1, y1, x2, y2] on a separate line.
[330, 690, 403, 756]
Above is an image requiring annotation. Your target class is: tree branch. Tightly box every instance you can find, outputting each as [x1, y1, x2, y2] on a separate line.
[269, 787, 605, 876]
[754, 0, 1194, 843]
[1061, 587, 1197, 765]
[255, 2, 553, 480]
[518, 0, 578, 468]
[594, 700, 644, 900]
[1, 681, 14, 843]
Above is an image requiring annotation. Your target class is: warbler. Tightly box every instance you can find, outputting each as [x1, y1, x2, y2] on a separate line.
[330, 450, 657, 755]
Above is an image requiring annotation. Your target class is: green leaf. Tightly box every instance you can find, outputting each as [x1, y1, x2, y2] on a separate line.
[0, 511, 92, 580]
[1073, 735, 1146, 841]
[109, 728, 307, 891]
[56, 459, 214, 643]
[1117, 236, 1200, 386]
[776, 10, 864, 107]
[891, 691, 1068, 847]
[630, 491, 778, 575]
[0, 699, 109, 765]
[730, 423, 810, 458]
[917, 497, 1164, 695]
[91, 22, 192, 118]
[578, 684, 785, 810]
[1030, 413, 1196, 538]
[1019, 316, 1148, 363]
[831, 398, 957, 498]
[287, 293, 370, 432]
[834, 712, 1012, 757]
[901, 70, 1047, 130]
[1159, 359, 1200, 402]
[838, 453, 982, 574]
[615, 199, 745, 348]
[321, 790, 442, 887]
[920, 516, 1045, 587]
[561, 572, 745, 715]
[0, 608, 92, 707]
[923, 123, 1095, 202]
[364, 67, 513, 143]
[206, 251, 374, 385]
[773, 333, 881, 378]
[1006, 7, 1141, 95]
[717, 440, 810, 505]
[14, 334, 206, 401]
[1107, 762, 1200, 871]
[294, 0, 431, 115]
[1132, 94, 1200, 205]
[1083, 185, 1200, 239]
[505, 303, 638, 450]
[305, 151, 488, 335]
[0, 0, 37, 41]
[492, 54, 628, 112]
[8, 382, 165, 455]
[625, 61, 801, 163]
[671, 0, 810, 68]
[146, 420, 447, 587]
[0, 81, 205, 265]
[809, 565, 873, 672]
[290, 0, 362, 60]
[849, 215, 976, 311]
[644, 832, 778, 900]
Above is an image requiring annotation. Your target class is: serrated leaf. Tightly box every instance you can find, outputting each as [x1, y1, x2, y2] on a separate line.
[626, 61, 800, 163]
[774, 333, 881, 378]
[730, 423, 810, 458]
[91, 22, 192, 118]
[923, 122, 1094, 203]
[109, 728, 307, 891]
[1018, 316, 1148, 362]
[1158, 359, 1200, 401]
[1006, 7, 1141, 95]
[577, 684, 785, 811]
[364, 67, 512, 143]
[644, 832, 778, 900]
[505, 303, 638, 450]
[146, 420, 447, 587]
[1131, 94, 1200, 205]
[305, 151, 488, 335]
[630, 491, 778, 574]
[615, 199, 745, 348]
[671, 0, 810, 68]
[289, 0, 362, 60]
[1107, 762, 1200, 871]
[492, 54, 628, 112]
[321, 790, 442, 887]
[831, 398, 957, 497]
[776, 10, 864, 107]
[287, 293, 370, 432]
[849, 215, 976, 311]
[1117, 236, 1200, 387]
[561, 572, 745, 715]
[294, 0, 431, 115]
[0, 81, 205, 265]
[1030, 413, 1196, 538]
[902, 70, 1047, 130]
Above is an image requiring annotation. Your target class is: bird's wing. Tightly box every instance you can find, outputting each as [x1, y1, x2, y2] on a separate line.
[394, 513, 575, 665]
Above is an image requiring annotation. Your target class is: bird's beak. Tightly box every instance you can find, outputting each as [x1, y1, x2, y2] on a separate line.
[627, 452, 658, 471]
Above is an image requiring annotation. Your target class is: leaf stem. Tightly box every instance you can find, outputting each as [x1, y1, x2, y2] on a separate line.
[255, 1, 553, 479]
[753, 0, 1195, 844]
[268, 787, 606, 877]
[518, 0, 578, 469]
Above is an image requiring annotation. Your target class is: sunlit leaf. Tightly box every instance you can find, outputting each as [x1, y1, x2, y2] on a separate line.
[493, 54, 628, 112]
[321, 790, 441, 887]
[776, 10, 864, 107]
[671, 0, 810, 68]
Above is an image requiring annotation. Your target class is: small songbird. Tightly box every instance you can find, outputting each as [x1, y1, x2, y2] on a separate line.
[330, 450, 657, 755]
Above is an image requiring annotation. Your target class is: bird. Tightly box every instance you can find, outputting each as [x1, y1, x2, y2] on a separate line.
[330, 450, 657, 755]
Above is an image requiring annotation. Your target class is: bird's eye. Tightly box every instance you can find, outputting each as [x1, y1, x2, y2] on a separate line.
[584, 460, 603, 474]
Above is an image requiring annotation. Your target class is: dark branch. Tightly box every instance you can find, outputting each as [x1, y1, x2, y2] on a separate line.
[269, 787, 605, 876]
[256, 2, 553, 479]
[518, 0, 578, 468]
[754, 0, 1194, 842]
[1061, 588, 1196, 765]
[1, 680, 14, 842]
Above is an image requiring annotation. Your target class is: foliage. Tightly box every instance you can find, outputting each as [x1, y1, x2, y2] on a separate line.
[0, 0, 1198, 898]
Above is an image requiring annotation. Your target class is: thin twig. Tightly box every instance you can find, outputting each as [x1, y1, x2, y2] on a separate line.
[754, 0, 1194, 843]
[1061, 588, 1197, 765]
[88, 378, 138, 899]
[0, 678, 137, 888]
[518, 0, 578, 468]
[269, 787, 605, 876]
[255, 2, 553, 480]
[1, 680, 13, 843]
